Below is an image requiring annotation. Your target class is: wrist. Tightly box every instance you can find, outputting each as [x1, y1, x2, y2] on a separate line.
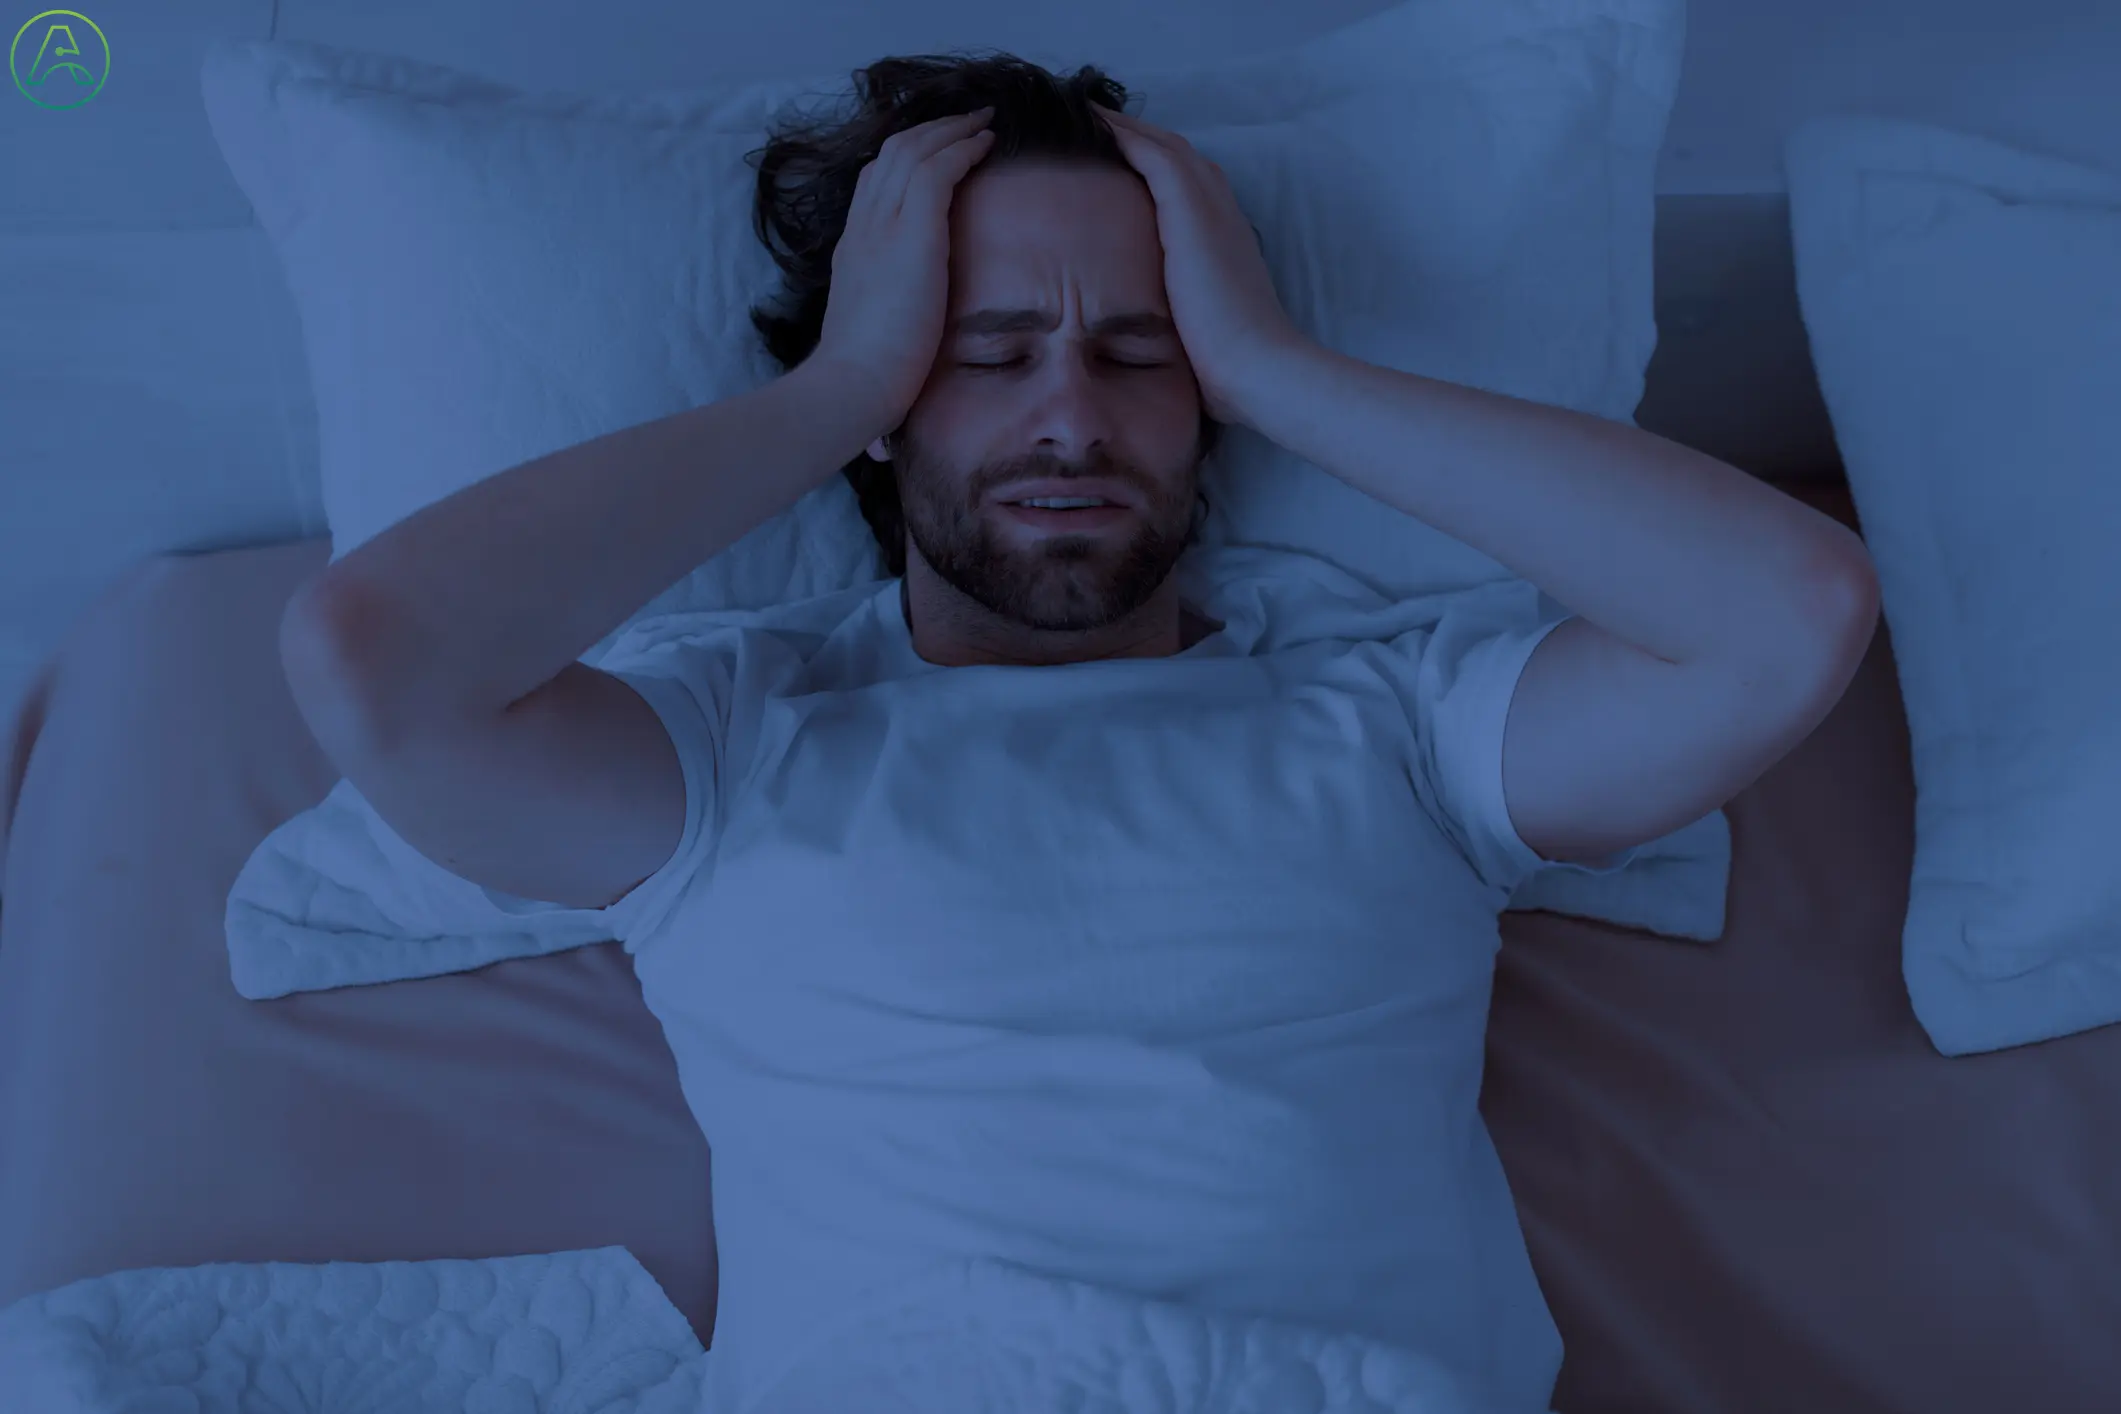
[1216, 334, 1330, 435]
[782, 354, 905, 455]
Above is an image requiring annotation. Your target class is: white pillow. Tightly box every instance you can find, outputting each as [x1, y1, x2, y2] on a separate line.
[1785, 115, 2121, 1057]
[199, 0, 1684, 620]
[198, 49, 867, 634]
[210, 0, 1732, 956]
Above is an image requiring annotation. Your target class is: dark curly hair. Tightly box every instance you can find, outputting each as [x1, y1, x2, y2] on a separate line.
[745, 52, 1221, 577]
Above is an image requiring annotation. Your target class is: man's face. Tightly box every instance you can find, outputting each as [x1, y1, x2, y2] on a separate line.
[884, 157, 1209, 633]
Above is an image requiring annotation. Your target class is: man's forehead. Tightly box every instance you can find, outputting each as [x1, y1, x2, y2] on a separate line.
[946, 307, 1176, 339]
[952, 158, 1155, 235]
[945, 164, 1170, 329]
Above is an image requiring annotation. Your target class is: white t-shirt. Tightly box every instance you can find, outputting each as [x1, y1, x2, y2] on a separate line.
[589, 544, 1637, 1412]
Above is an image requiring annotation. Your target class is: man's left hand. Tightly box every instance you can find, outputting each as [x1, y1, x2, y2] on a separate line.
[1092, 103, 1311, 426]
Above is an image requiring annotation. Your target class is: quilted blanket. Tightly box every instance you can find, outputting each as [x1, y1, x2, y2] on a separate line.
[0, 1246, 1513, 1412]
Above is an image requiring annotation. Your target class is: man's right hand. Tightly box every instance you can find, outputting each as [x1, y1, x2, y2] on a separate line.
[806, 106, 997, 440]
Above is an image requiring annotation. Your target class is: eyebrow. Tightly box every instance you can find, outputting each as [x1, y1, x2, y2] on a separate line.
[947, 308, 1178, 340]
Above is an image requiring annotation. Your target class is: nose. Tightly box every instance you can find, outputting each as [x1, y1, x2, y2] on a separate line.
[1022, 341, 1119, 459]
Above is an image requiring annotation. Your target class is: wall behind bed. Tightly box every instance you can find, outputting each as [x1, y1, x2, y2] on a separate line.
[2, 0, 2117, 738]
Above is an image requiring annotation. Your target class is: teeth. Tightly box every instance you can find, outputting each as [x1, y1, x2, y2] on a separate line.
[1017, 497, 1110, 509]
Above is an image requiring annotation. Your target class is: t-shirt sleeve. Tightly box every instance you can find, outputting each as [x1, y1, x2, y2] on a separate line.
[466, 632, 734, 952]
[1361, 578, 1643, 896]
[586, 645, 731, 950]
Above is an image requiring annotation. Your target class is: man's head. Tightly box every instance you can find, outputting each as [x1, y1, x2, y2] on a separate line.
[748, 55, 1221, 645]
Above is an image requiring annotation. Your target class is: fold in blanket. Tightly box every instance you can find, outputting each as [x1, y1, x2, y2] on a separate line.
[0, 1248, 707, 1413]
[0, 655, 58, 906]
[0, 1246, 1548, 1413]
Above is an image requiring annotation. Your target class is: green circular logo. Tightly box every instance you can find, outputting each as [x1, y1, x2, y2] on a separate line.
[11, 9, 108, 109]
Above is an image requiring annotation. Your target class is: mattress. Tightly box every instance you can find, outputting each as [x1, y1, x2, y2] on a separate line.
[1, 483, 2117, 1412]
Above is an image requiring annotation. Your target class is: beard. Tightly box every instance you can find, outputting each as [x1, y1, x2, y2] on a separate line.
[893, 434, 1201, 634]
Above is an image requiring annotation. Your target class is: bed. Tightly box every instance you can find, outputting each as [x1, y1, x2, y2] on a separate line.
[5, 1, 2121, 1410]
[8, 478, 2121, 1412]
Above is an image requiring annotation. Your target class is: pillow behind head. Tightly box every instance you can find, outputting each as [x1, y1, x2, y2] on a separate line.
[199, 0, 1684, 641]
[200, 46, 872, 642]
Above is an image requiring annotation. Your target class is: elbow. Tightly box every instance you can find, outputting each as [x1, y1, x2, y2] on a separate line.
[1765, 538, 1883, 719]
[1809, 535, 1883, 667]
[278, 578, 417, 759]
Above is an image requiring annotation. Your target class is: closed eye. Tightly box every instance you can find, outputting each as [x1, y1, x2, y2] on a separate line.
[960, 356, 1170, 372]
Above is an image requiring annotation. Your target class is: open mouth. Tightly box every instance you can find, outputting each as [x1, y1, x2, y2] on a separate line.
[998, 498, 1132, 531]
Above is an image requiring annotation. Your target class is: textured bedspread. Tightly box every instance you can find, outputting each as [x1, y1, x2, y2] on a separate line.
[1, 1245, 1528, 1413]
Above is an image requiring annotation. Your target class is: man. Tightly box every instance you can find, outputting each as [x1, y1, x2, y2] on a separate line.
[280, 55, 1878, 1414]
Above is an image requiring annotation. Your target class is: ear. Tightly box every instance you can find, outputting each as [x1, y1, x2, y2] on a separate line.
[865, 436, 891, 463]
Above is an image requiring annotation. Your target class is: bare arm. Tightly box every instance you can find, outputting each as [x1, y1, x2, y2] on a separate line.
[285, 359, 891, 748]
[277, 108, 998, 909]
[1223, 341, 1878, 865]
[275, 362, 890, 908]
[287, 102, 1004, 742]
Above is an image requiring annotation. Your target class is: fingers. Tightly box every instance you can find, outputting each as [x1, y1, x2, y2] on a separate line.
[1099, 105, 1217, 185]
[907, 126, 997, 209]
[1094, 103, 1186, 181]
[1094, 102, 1175, 147]
[851, 107, 994, 222]
[886, 105, 995, 169]
[1098, 105, 1235, 211]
